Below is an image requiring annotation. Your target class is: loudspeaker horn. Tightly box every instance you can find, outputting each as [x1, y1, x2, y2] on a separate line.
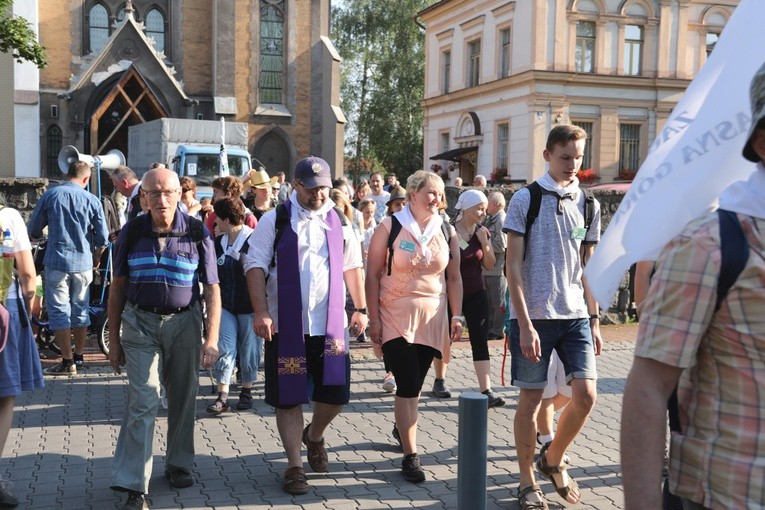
[57, 145, 126, 174]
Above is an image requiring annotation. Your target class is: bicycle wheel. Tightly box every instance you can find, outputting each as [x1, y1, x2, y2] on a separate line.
[97, 312, 110, 356]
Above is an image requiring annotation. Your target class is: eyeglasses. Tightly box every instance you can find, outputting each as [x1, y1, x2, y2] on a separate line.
[295, 181, 328, 193]
[181, 188, 193, 193]
[143, 189, 180, 199]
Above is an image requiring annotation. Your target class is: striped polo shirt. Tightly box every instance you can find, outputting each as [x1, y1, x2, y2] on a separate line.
[113, 212, 219, 309]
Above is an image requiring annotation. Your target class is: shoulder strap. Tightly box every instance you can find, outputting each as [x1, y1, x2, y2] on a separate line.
[214, 235, 224, 258]
[386, 217, 453, 277]
[187, 216, 205, 244]
[715, 209, 749, 312]
[668, 209, 750, 435]
[387, 216, 402, 276]
[271, 203, 290, 268]
[125, 217, 145, 253]
[333, 207, 349, 227]
[582, 189, 595, 232]
[523, 182, 542, 260]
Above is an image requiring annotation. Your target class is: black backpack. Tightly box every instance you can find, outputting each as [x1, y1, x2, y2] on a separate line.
[270, 203, 348, 268]
[521, 181, 595, 260]
[386, 215, 453, 276]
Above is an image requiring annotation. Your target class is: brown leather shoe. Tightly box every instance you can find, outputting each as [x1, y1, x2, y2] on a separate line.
[283, 466, 309, 495]
[302, 423, 328, 473]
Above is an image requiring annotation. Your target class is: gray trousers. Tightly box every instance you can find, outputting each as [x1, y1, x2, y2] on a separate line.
[111, 303, 203, 493]
[483, 274, 507, 339]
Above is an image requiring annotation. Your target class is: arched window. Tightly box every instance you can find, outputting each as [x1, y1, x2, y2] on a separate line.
[116, 4, 129, 23]
[47, 125, 62, 175]
[145, 8, 166, 54]
[260, 0, 285, 104]
[88, 3, 110, 54]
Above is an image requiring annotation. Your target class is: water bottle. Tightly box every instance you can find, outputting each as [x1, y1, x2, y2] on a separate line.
[1, 229, 12, 258]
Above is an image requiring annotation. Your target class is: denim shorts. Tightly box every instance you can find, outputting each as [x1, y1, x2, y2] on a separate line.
[44, 269, 93, 331]
[509, 318, 597, 389]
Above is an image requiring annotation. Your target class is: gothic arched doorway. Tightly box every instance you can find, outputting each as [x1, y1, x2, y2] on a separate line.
[87, 66, 168, 158]
[253, 131, 292, 179]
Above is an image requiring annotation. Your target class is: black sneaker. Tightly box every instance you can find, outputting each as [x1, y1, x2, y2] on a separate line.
[45, 360, 76, 376]
[164, 469, 193, 488]
[432, 378, 452, 398]
[121, 490, 149, 510]
[73, 353, 85, 370]
[482, 389, 505, 408]
[0, 476, 19, 508]
[401, 453, 426, 483]
[392, 425, 402, 451]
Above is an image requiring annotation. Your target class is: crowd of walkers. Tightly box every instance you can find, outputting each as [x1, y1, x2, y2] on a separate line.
[5, 63, 765, 510]
[0, 130, 600, 510]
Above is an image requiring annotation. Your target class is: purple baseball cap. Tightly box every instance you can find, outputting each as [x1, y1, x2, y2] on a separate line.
[294, 156, 332, 189]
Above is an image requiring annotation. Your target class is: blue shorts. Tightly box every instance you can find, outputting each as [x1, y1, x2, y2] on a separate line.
[44, 269, 93, 331]
[509, 318, 597, 389]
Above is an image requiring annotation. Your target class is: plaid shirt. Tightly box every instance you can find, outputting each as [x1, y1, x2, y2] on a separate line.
[636, 211, 765, 509]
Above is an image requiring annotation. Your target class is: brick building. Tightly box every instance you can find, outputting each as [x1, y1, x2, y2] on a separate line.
[28, 0, 343, 179]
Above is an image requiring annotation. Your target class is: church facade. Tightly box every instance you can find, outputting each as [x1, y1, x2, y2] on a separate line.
[34, 0, 343, 179]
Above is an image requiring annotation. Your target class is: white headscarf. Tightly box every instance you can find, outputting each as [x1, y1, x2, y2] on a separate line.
[454, 189, 488, 222]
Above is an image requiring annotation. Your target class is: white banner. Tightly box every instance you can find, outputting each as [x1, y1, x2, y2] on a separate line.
[585, 0, 763, 308]
[219, 116, 229, 177]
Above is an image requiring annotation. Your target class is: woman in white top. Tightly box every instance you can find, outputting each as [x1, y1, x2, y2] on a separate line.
[0, 205, 44, 506]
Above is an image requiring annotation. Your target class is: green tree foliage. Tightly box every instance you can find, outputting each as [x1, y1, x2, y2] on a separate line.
[0, 0, 47, 68]
[332, 0, 433, 181]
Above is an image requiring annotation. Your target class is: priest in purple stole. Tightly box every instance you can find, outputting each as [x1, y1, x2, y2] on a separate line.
[243, 156, 367, 496]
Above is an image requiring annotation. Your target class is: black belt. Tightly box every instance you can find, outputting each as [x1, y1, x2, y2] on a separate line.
[134, 303, 191, 316]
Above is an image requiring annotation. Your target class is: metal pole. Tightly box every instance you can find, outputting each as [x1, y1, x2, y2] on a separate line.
[457, 392, 488, 510]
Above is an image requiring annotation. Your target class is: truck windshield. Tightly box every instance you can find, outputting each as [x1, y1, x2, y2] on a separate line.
[184, 154, 250, 185]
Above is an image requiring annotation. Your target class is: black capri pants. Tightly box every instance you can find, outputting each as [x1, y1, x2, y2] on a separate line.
[464, 289, 490, 361]
[382, 338, 438, 398]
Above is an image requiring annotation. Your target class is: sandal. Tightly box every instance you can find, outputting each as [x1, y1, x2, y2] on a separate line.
[517, 484, 548, 510]
[283, 466, 309, 495]
[206, 396, 229, 415]
[302, 423, 328, 473]
[236, 389, 253, 410]
[535, 451, 581, 504]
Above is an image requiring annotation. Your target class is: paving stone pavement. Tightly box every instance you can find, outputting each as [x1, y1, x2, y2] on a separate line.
[2, 324, 639, 509]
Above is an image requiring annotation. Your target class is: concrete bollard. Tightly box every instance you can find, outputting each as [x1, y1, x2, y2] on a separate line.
[457, 392, 488, 510]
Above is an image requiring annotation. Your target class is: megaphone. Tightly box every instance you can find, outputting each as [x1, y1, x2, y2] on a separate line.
[57, 145, 126, 174]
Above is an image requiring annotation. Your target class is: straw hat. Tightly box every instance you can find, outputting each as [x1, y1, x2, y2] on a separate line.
[249, 169, 278, 189]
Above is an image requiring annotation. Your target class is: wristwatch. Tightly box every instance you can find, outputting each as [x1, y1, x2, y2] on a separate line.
[354, 307, 368, 314]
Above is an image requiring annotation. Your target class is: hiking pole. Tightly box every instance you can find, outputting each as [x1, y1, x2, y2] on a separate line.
[457, 392, 488, 510]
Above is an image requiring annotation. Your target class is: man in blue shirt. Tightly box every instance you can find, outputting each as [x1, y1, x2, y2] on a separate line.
[29, 160, 109, 375]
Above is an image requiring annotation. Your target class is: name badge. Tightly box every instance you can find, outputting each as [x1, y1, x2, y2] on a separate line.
[458, 238, 469, 250]
[571, 226, 587, 240]
[399, 240, 416, 252]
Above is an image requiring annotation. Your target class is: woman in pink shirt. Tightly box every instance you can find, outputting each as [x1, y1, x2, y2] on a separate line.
[365, 170, 463, 483]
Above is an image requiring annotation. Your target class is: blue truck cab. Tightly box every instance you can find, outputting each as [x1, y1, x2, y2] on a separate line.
[172, 145, 252, 200]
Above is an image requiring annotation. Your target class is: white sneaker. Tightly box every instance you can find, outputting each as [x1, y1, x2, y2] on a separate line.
[382, 373, 397, 393]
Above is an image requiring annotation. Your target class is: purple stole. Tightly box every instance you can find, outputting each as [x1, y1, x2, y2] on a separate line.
[276, 200, 347, 406]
